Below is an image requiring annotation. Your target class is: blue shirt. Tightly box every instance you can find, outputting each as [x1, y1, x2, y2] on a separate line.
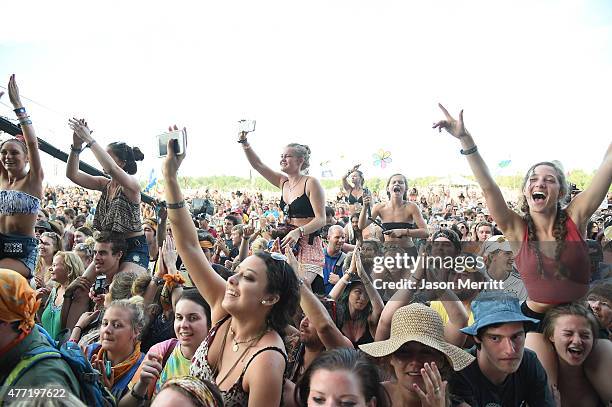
[323, 248, 344, 294]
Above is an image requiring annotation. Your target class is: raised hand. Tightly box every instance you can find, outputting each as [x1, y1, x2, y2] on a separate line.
[347, 164, 361, 176]
[238, 130, 248, 143]
[162, 235, 177, 264]
[138, 353, 163, 387]
[161, 125, 188, 178]
[432, 104, 469, 139]
[8, 74, 23, 108]
[68, 118, 94, 144]
[383, 229, 406, 239]
[76, 309, 100, 331]
[243, 225, 256, 240]
[70, 118, 89, 148]
[413, 362, 447, 407]
[64, 276, 92, 296]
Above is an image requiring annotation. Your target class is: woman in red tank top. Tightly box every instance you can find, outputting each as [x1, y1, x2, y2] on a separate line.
[433, 104, 612, 405]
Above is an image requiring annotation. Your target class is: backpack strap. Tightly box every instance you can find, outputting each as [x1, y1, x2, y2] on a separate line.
[112, 353, 145, 396]
[4, 350, 61, 387]
[162, 338, 179, 368]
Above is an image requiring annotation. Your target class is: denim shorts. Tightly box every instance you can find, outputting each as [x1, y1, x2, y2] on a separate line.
[122, 235, 150, 269]
[0, 232, 38, 277]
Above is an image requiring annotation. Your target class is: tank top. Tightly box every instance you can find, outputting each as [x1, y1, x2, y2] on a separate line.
[93, 183, 142, 233]
[515, 217, 590, 304]
[190, 315, 287, 407]
[279, 179, 315, 219]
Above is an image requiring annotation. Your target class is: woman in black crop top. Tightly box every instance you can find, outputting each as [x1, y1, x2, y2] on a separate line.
[239, 132, 327, 284]
[341, 165, 365, 214]
[358, 173, 429, 255]
[66, 119, 149, 274]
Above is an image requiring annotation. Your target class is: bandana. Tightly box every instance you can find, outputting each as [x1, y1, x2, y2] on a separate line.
[163, 376, 222, 407]
[0, 269, 40, 333]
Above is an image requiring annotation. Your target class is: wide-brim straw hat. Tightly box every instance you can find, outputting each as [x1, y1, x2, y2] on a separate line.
[359, 303, 474, 371]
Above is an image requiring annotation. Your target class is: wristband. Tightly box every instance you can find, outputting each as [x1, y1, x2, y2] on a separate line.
[130, 388, 148, 402]
[299, 226, 306, 237]
[13, 107, 26, 115]
[237, 138, 248, 144]
[70, 145, 83, 154]
[167, 200, 185, 209]
[460, 145, 478, 155]
[86, 140, 97, 149]
[74, 325, 82, 331]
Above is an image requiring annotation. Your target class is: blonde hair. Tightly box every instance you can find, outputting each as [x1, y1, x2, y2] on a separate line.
[286, 143, 311, 174]
[53, 251, 85, 285]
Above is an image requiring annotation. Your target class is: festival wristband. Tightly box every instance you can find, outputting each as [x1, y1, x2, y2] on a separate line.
[167, 200, 185, 209]
[460, 145, 478, 155]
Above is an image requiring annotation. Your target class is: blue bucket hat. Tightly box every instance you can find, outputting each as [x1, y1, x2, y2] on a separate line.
[460, 292, 539, 336]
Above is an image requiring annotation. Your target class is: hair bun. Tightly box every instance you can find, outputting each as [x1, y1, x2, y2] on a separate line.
[132, 147, 144, 162]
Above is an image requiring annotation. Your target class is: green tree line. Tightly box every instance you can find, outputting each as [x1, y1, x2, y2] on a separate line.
[142, 169, 603, 193]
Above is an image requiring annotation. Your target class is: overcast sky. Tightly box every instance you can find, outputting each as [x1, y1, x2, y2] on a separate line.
[1, 0, 610, 185]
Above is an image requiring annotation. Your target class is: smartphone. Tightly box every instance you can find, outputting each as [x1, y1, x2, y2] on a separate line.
[94, 275, 107, 296]
[156, 129, 186, 157]
[238, 120, 256, 134]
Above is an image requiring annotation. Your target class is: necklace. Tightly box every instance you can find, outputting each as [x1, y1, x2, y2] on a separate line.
[215, 320, 267, 387]
[230, 325, 267, 352]
[288, 175, 304, 193]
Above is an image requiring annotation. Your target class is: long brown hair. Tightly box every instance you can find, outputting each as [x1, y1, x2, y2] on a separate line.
[519, 162, 570, 278]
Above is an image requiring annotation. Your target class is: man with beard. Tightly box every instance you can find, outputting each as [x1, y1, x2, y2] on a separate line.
[448, 292, 555, 407]
[286, 278, 353, 387]
[480, 235, 528, 302]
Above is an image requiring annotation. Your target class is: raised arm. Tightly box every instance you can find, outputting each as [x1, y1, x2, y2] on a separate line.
[355, 252, 384, 335]
[375, 247, 426, 341]
[438, 290, 469, 347]
[329, 250, 357, 300]
[65, 119, 109, 191]
[341, 171, 353, 194]
[162, 131, 226, 320]
[7, 75, 44, 189]
[433, 105, 523, 238]
[68, 118, 141, 197]
[567, 142, 612, 229]
[239, 131, 286, 188]
[286, 248, 353, 349]
[358, 193, 379, 230]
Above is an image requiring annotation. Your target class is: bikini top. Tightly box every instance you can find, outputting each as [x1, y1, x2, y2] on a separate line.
[0, 190, 41, 215]
[279, 178, 315, 219]
[347, 193, 363, 205]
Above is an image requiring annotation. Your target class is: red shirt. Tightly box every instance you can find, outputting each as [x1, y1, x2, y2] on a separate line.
[515, 217, 589, 304]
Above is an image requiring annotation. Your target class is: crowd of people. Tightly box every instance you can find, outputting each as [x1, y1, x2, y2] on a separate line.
[0, 76, 611, 407]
